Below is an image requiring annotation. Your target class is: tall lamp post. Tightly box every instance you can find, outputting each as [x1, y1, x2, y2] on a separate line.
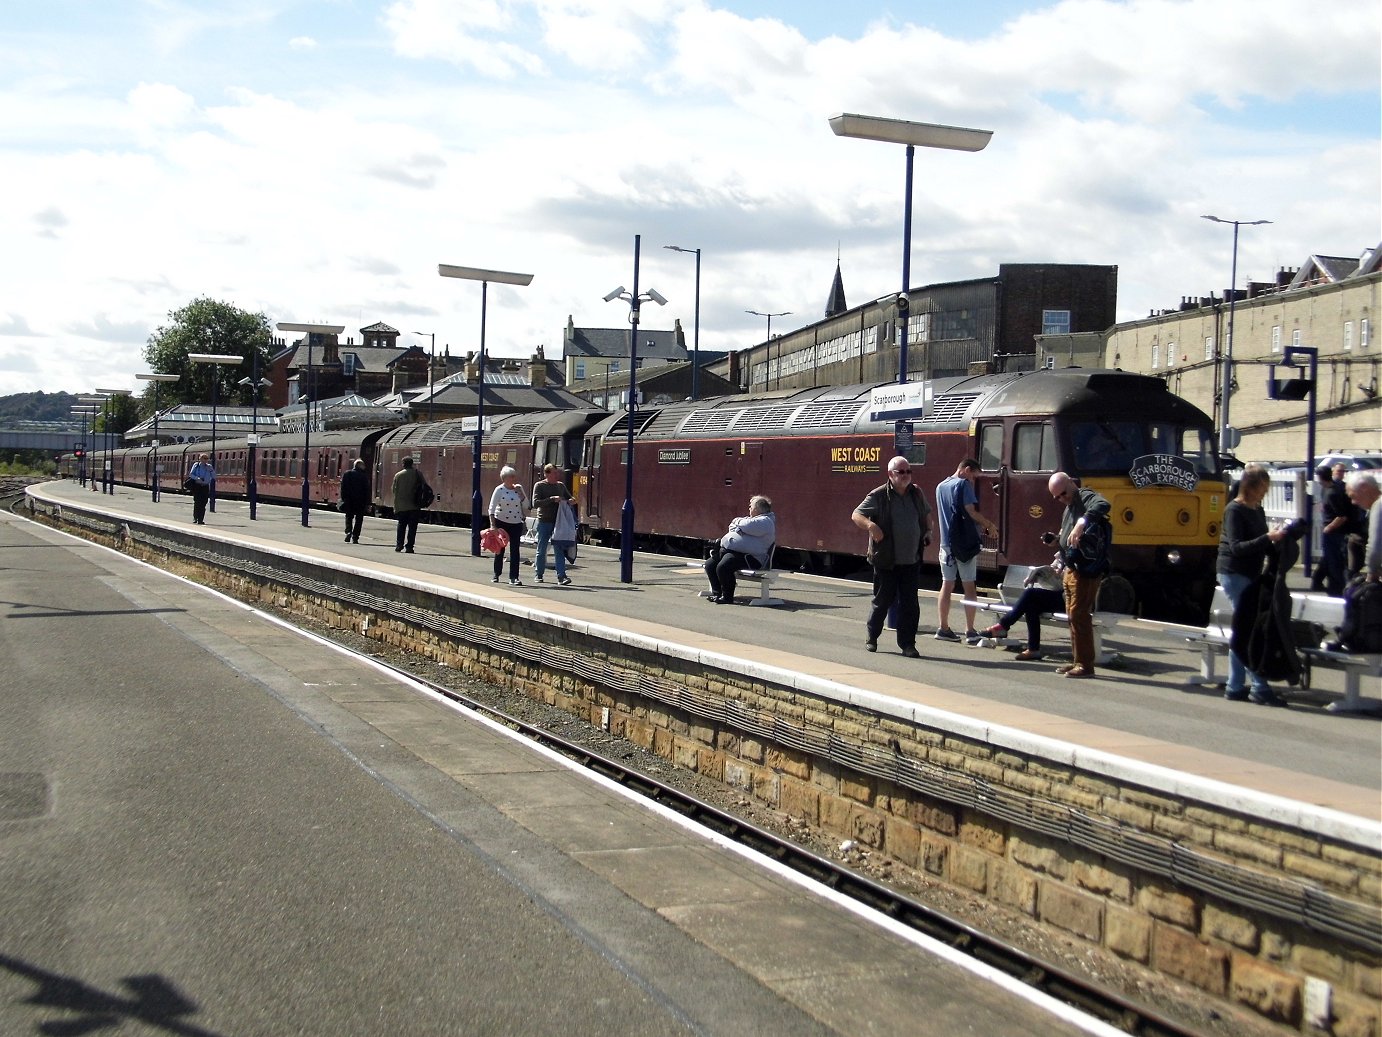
[237, 366, 271, 520]
[187, 353, 242, 513]
[1201, 214, 1272, 456]
[135, 373, 179, 503]
[71, 404, 99, 487]
[94, 388, 131, 494]
[414, 331, 437, 423]
[663, 245, 701, 401]
[746, 309, 791, 390]
[829, 114, 992, 384]
[277, 322, 343, 527]
[604, 234, 669, 583]
[438, 264, 535, 556]
[76, 395, 105, 488]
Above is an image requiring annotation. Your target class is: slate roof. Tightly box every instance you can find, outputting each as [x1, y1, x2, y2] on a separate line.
[429, 383, 594, 411]
[566, 327, 685, 361]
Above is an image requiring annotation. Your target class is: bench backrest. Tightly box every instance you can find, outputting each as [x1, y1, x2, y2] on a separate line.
[999, 565, 1032, 605]
[1207, 585, 1233, 638]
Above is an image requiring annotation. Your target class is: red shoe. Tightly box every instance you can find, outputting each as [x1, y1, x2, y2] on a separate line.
[981, 623, 1006, 639]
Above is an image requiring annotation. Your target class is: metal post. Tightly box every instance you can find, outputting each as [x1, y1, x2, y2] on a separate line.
[622, 236, 642, 584]
[471, 282, 489, 557]
[900, 142, 914, 384]
[301, 335, 312, 527]
[209, 374, 219, 512]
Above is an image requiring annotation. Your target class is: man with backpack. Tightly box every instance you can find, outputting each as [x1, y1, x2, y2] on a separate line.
[1047, 472, 1111, 679]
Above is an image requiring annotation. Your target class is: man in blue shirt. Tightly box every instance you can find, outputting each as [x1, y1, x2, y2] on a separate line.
[934, 458, 997, 644]
[186, 454, 213, 525]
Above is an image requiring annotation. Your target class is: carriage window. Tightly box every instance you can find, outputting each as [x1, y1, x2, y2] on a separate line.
[901, 443, 926, 469]
[584, 436, 599, 468]
[1013, 423, 1056, 472]
[978, 424, 1003, 471]
[290, 451, 299, 479]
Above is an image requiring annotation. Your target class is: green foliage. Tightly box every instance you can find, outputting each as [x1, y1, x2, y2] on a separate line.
[143, 297, 274, 409]
[0, 453, 58, 475]
[0, 391, 81, 424]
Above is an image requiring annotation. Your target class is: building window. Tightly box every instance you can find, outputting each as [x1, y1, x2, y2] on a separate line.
[1204, 336, 1214, 361]
[574, 360, 585, 380]
[1166, 343, 1175, 367]
[1292, 329, 1301, 348]
[1344, 321, 1354, 351]
[1042, 309, 1071, 335]
[1271, 326, 1281, 353]
[1151, 343, 1159, 369]
[1363, 318, 1371, 349]
[609, 361, 620, 375]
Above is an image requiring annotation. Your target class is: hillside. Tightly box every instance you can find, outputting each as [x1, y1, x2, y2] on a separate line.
[0, 391, 81, 423]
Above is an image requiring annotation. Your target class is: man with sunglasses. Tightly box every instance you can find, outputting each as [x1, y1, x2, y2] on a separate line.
[852, 456, 934, 657]
[1047, 472, 1111, 678]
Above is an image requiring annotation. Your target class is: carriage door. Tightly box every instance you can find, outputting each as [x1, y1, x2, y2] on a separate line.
[974, 421, 1004, 569]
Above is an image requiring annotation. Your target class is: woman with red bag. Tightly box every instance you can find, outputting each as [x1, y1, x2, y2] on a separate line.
[488, 466, 527, 585]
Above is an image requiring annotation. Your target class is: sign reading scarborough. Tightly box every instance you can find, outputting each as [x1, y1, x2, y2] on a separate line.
[1128, 454, 1199, 491]
[868, 382, 928, 422]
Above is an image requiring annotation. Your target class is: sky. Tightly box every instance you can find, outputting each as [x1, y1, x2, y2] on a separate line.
[2, 0, 1378, 399]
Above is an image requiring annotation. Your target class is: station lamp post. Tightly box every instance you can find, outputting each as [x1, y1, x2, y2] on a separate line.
[828, 114, 992, 384]
[94, 388, 131, 494]
[136, 372, 180, 502]
[75, 396, 105, 487]
[604, 234, 668, 583]
[438, 264, 535, 556]
[277, 322, 343, 527]
[187, 353, 242, 512]
[71, 404, 99, 487]
[237, 365, 272, 520]
[663, 245, 702, 401]
[414, 331, 437, 423]
[1201, 214, 1272, 456]
[746, 309, 791, 390]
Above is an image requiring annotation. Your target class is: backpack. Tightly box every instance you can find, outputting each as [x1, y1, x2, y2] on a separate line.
[1338, 576, 1382, 653]
[1065, 512, 1111, 577]
[415, 479, 435, 509]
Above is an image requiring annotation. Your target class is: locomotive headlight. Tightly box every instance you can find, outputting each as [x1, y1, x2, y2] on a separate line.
[1122, 508, 1135, 524]
[1166, 549, 1183, 565]
[1177, 509, 1191, 526]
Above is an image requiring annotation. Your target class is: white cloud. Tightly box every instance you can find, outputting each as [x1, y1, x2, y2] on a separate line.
[0, 0, 1376, 399]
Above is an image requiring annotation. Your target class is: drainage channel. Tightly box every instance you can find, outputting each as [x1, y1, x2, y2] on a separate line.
[378, 658, 1206, 1037]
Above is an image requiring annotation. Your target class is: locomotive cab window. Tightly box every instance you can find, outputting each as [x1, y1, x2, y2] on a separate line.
[1013, 423, 1056, 472]
[977, 424, 1003, 470]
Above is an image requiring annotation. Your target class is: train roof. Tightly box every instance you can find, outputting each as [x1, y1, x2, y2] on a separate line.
[590, 368, 1211, 441]
[375, 408, 609, 450]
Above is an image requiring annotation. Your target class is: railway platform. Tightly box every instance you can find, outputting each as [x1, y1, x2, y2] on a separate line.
[19, 479, 1382, 1034]
[1, 495, 1106, 1037]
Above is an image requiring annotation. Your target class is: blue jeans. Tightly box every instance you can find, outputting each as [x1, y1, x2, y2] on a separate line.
[534, 520, 566, 580]
[1219, 571, 1269, 695]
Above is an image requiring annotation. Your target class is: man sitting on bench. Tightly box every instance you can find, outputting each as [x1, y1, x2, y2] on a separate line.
[980, 551, 1066, 660]
[705, 495, 775, 605]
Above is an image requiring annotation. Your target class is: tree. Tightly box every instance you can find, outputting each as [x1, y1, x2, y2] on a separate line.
[143, 298, 274, 410]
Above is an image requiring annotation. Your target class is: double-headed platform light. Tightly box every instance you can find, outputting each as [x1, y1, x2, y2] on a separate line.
[1201, 214, 1272, 456]
[828, 114, 992, 384]
[187, 353, 242, 512]
[438, 264, 535, 556]
[604, 235, 668, 583]
[277, 322, 343, 526]
[746, 309, 791, 390]
[94, 387, 132, 494]
[136, 372, 180, 502]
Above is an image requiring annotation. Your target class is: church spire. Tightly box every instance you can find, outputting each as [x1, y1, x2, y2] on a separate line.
[825, 253, 847, 318]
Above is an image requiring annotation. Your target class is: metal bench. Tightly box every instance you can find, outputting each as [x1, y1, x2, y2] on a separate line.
[698, 544, 786, 607]
[963, 565, 1121, 665]
[1177, 585, 1379, 712]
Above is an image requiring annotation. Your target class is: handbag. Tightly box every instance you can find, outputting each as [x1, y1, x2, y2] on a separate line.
[553, 499, 577, 544]
[479, 527, 509, 555]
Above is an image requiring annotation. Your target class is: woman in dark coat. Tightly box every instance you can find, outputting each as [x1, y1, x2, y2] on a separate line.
[1216, 464, 1288, 706]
